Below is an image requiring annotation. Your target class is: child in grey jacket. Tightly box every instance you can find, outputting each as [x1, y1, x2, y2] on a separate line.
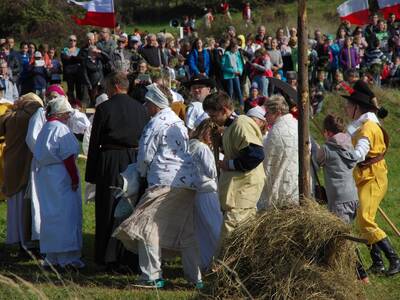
[316, 114, 359, 222]
[315, 114, 368, 283]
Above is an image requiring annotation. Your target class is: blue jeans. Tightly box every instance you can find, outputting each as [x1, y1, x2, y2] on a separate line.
[252, 76, 269, 97]
[225, 77, 243, 106]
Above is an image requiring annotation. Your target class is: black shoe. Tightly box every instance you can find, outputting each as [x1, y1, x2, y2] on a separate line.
[368, 243, 386, 274]
[377, 238, 400, 276]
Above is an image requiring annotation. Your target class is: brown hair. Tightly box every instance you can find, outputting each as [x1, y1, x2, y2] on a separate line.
[323, 114, 345, 134]
[190, 118, 216, 143]
[203, 91, 233, 112]
[104, 72, 129, 92]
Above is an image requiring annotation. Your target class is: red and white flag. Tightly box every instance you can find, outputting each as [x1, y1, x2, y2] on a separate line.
[337, 0, 370, 25]
[68, 0, 116, 28]
[378, 0, 400, 19]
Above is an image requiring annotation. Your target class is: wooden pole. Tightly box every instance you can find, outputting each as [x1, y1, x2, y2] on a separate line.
[298, 0, 311, 201]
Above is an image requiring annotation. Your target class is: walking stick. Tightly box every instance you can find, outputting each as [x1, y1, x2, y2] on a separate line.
[211, 125, 222, 179]
[311, 118, 400, 238]
[378, 207, 400, 237]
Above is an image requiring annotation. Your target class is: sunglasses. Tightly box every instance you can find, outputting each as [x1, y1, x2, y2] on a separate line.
[70, 39, 77, 42]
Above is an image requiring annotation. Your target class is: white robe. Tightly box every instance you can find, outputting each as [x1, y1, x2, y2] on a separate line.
[25, 107, 46, 240]
[261, 114, 299, 209]
[26, 108, 90, 239]
[33, 120, 82, 254]
[188, 139, 222, 271]
[137, 107, 195, 188]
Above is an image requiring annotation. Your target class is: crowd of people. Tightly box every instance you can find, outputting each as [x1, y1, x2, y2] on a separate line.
[0, 9, 399, 290]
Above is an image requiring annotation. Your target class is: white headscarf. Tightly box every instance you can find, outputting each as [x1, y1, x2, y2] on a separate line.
[145, 84, 169, 109]
[246, 105, 266, 121]
[47, 96, 73, 116]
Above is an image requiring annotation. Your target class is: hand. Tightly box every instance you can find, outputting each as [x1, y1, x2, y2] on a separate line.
[71, 183, 79, 191]
[235, 71, 241, 76]
[218, 159, 230, 171]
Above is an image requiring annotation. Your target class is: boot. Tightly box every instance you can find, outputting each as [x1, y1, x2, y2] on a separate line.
[368, 243, 386, 274]
[377, 238, 400, 276]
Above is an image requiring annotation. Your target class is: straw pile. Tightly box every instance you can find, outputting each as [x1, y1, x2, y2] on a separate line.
[208, 200, 365, 300]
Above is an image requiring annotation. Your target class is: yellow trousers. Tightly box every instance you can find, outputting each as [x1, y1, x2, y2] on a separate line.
[356, 176, 388, 245]
[220, 207, 256, 244]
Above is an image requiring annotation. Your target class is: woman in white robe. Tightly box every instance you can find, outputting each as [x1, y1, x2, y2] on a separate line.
[188, 118, 222, 272]
[261, 95, 299, 209]
[26, 86, 90, 242]
[33, 96, 84, 268]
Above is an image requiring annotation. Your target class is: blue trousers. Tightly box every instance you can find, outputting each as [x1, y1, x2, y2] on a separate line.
[225, 77, 243, 106]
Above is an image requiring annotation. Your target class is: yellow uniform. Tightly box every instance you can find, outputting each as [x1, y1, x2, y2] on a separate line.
[219, 115, 265, 240]
[352, 120, 388, 244]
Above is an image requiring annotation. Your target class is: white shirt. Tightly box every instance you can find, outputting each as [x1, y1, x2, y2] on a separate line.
[185, 101, 208, 130]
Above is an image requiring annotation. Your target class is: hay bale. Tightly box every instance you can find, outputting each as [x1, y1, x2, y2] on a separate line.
[208, 200, 365, 300]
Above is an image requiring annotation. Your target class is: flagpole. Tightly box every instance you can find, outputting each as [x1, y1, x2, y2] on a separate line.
[298, 0, 311, 202]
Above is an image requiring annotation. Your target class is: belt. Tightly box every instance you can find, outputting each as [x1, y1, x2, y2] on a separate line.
[101, 144, 138, 151]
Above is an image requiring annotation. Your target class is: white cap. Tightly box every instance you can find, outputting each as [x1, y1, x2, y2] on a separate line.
[246, 105, 266, 121]
[145, 84, 169, 109]
[34, 51, 42, 58]
[47, 96, 73, 115]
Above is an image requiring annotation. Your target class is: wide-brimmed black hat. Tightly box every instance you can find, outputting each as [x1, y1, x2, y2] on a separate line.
[341, 80, 378, 109]
[184, 75, 216, 89]
[342, 90, 378, 109]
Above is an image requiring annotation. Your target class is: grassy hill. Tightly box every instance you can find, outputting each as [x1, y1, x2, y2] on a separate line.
[0, 1, 400, 299]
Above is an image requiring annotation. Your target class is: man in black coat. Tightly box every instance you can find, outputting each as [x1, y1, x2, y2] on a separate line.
[85, 72, 149, 266]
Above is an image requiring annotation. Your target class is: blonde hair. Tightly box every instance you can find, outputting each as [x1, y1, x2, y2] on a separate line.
[265, 95, 289, 114]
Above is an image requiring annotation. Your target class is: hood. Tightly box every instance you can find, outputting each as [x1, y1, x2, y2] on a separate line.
[15, 92, 44, 114]
[326, 132, 358, 168]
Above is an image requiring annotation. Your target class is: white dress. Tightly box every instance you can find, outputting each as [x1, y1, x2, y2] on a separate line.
[26, 108, 91, 240]
[188, 139, 222, 271]
[33, 119, 83, 267]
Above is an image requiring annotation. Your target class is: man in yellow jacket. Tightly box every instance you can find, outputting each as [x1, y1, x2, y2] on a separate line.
[343, 80, 400, 276]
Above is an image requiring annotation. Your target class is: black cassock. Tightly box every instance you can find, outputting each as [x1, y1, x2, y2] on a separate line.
[85, 93, 148, 265]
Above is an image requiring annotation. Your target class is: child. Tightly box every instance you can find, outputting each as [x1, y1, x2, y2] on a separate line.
[315, 114, 368, 282]
[244, 83, 266, 113]
[188, 118, 222, 272]
[250, 48, 272, 97]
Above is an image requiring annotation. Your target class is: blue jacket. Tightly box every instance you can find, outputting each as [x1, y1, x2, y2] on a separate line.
[221, 50, 244, 80]
[188, 49, 210, 76]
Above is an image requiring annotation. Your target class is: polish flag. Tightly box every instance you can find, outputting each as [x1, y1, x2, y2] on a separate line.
[378, 0, 400, 19]
[337, 0, 370, 25]
[68, 0, 116, 28]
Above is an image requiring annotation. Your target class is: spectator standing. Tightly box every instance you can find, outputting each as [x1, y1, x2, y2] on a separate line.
[139, 34, 166, 69]
[188, 38, 210, 77]
[221, 40, 244, 111]
[340, 36, 359, 72]
[47, 47, 62, 85]
[61, 35, 82, 101]
[0, 60, 18, 102]
[242, 2, 251, 25]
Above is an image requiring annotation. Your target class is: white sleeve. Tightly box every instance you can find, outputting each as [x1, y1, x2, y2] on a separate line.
[197, 145, 217, 179]
[185, 105, 196, 130]
[137, 127, 160, 178]
[68, 109, 91, 134]
[354, 137, 370, 162]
